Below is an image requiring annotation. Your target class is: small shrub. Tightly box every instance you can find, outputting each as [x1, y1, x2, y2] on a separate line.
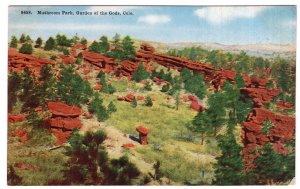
[145, 96, 153, 107]
[19, 43, 33, 54]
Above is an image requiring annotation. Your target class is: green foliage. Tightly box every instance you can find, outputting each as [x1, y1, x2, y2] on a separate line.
[99, 35, 109, 53]
[152, 69, 173, 83]
[8, 72, 22, 112]
[277, 59, 291, 93]
[56, 34, 72, 47]
[144, 81, 152, 91]
[19, 43, 33, 54]
[161, 84, 170, 92]
[80, 37, 87, 45]
[63, 49, 70, 55]
[7, 165, 23, 185]
[98, 72, 116, 94]
[64, 130, 140, 185]
[145, 96, 153, 107]
[132, 63, 149, 82]
[253, 143, 293, 184]
[56, 64, 93, 106]
[10, 36, 18, 48]
[88, 41, 101, 53]
[112, 33, 121, 47]
[266, 80, 274, 89]
[149, 160, 163, 182]
[88, 93, 109, 122]
[19, 33, 26, 43]
[261, 119, 273, 135]
[44, 37, 56, 51]
[168, 77, 182, 96]
[184, 71, 206, 99]
[35, 37, 43, 48]
[180, 67, 193, 82]
[206, 92, 226, 136]
[132, 97, 137, 108]
[27, 111, 44, 129]
[121, 35, 136, 60]
[25, 35, 32, 42]
[213, 132, 244, 185]
[191, 111, 211, 145]
[107, 101, 117, 114]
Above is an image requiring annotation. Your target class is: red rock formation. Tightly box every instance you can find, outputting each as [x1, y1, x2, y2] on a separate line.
[122, 143, 136, 148]
[117, 93, 135, 102]
[81, 50, 117, 72]
[15, 163, 40, 171]
[83, 69, 90, 75]
[137, 96, 145, 101]
[47, 102, 82, 145]
[93, 84, 103, 90]
[8, 48, 54, 75]
[240, 88, 281, 107]
[9, 128, 28, 143]
[241, 108, 295, 171]
[276, 100, 294, 109]
[188, 95, 206, 112]
[58, 54, 75, 64]
[136, 125, 150, 145]
[47, 102, 81, 117]
[8, 114, 28, 123]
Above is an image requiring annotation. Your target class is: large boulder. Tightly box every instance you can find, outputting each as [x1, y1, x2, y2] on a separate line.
[47, 102, 81, 117]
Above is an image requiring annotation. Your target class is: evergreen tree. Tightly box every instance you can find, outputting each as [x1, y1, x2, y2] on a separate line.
[99, 35, 109, 53]
[132, 97, 137, 108]
[191, 111, 211, 145]
[213, 126, 244, 185]
[80, 37, 87, 45]
[8, 72, 22, 112]
[121, 35, 136, 60]
[35, 37, 43, 48]
[65, 130, 140, 185]
[56, 64, 93, 106]
[19, 43, 33, 54]
[63, 49, 70, 56]
[88, 93, 109, 122]
[25, 35, 32, 43]
[261, 119, 273, 135]
[88, 41, 101, 53]
[132, 63, 149, 82]
[180, 67, 192, 82]
[10, 36, 18, 48]
[44, 37, 56, 51]
[206, 92, 226, 136]
[112, 33, 121, 47]
[19, 33, 26, 43]
[107, 101, 117, 113]
[175, 92, 180, 110]
[277, 59, 290, 93]
[144, 81, 152, 91]
[184, 72, 206, 99]
[161, 84, 170, 92]
[253, 143, 284, 185]
[145, 96, 153, 107]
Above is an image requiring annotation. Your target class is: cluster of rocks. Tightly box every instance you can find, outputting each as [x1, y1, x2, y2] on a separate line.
[117, 93, 144, 102]
[8, 48, 53, 75]
[8, 113, 28, 123]
[241, 108, 295, 171]
[184, 95, 206, 112]
[47, 102, 82, 145]
[80, 50, 117, 73]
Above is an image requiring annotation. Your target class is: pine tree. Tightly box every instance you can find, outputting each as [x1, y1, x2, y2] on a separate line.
[253, 143, 284, 185]
[145, 96, 153, 107]
[184, 72, 206, 99]
[132, 63, 149, 82]
[161, 84, 170, 92]
[99, 35, 109, 53]
[213, 127, 244, 185]
[8, 72, 22, 112]
[25, 35, 32, 42]
[112, 33, 121, 47]
[44, 37, 56, 51]
[10, 36, 18, 48]
[35, 37, 43, 48]
[206, 92, 226, 136]
[88, 93, 109, 122]
[191, 111, 211, 145]
[121, 35, 136, 60]
[19, 43, 33, 54]
[132, 97, 137, 108]
[88, 41, 99, 53]
[19, 33, 26, 43]
[180, 67, 193, 82]
[80, 37, 87, 45]
[107, 101, 117, 113]
[144, 81, 152, 91]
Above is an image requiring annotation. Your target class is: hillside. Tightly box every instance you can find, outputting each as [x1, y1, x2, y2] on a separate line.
[7, 34, 295, 186]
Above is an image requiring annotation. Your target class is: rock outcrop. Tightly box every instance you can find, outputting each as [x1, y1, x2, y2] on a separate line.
[8, 48, 53, 75]
[241, 87, 281, 107]
[241, 108, 295, 171]
[8, 114, 28, 123]
[81, 50, 117, 73]
[47, 102, 82, 145]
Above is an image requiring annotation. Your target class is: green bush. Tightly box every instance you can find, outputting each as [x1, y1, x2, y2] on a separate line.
[19, 43, 33, 54]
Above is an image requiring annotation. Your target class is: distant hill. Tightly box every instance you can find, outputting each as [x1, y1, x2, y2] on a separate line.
[135, 40, 296, 60]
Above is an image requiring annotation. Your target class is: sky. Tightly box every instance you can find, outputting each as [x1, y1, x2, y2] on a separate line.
[8, 6, 297, 45]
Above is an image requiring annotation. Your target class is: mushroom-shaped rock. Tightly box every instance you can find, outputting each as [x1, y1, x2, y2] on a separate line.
[47, 102, 81, 117]
[136, 126, 150, 145]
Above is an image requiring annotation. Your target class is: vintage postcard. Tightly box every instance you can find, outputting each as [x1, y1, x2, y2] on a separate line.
[7, 5, 296, 185]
